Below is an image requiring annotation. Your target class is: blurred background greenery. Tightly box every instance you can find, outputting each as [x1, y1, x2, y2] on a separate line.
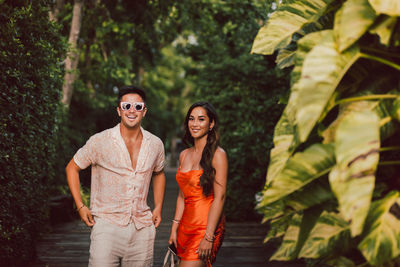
[0, 0, 288, 264]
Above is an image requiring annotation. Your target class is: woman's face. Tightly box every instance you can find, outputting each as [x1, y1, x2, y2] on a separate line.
[188, 106, 214, 139]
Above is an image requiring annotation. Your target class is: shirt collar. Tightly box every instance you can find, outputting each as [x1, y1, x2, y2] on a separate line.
[112, 123, 150, 141]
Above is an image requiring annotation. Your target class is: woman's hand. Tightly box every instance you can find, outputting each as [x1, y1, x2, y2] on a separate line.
[197, 237, 213, 261]
[168, 228, 178, 247]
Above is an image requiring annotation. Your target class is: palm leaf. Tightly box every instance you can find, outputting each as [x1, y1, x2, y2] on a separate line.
[299, 211, 351, 258]
[261, 143, 335, 206]
[329, 110, 380, 236]
[251, 0, 335, 55]
[368, 0, 400, 16]
[359, 191, 400, 265]
[334, 0, 377, 52]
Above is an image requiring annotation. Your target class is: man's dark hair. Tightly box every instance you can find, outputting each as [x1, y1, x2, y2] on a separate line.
[117, 85, 146, 106]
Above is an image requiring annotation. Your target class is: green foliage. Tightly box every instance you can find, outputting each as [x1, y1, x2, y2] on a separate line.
[54, 0, 188, 173]
[143, 45, 195, 148]
[175, 0, 289, 220]
[0, 0, 65, 264]
[253, 0, 400, 265]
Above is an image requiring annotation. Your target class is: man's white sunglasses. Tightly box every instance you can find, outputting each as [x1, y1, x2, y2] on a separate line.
[120, 102, 145, 112]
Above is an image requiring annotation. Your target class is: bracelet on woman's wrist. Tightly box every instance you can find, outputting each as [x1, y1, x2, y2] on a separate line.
[172, 219, 180, 224]
[204, 231, 215, 242]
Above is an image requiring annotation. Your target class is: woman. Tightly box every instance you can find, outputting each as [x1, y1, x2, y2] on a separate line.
[168, 102, 228, 267]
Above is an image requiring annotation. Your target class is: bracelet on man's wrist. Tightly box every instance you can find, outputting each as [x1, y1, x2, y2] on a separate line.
[77, 204, 85, 212]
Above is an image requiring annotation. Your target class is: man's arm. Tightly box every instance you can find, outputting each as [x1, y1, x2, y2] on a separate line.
[151, 170, 166, 227]
[65, 159, 95, 227]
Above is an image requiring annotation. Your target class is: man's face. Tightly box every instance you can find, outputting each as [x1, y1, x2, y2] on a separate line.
[117, 93, 147, 129]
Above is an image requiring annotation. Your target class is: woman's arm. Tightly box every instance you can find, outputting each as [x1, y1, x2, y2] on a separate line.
[169, 189, 185, 245]
[198, 147, 228, 260]
[205, 147, 228, 234]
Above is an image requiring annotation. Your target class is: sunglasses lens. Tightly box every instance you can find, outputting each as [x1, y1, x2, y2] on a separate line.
[134, 104, 144, 111]
[121, 102, 131, 110]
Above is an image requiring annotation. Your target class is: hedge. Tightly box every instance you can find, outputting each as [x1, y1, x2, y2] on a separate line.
[0, 0, 65, 265]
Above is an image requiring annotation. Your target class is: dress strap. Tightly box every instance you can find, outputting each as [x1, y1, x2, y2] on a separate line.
[179, 149, 188, 169]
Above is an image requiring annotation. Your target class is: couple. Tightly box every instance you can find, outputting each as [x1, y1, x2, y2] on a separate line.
[65, 86, 227, 267]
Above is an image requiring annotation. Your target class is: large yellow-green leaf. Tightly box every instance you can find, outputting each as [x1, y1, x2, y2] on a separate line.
[299, 211, 351, 258]
[392, 97, 400, 121]
[264, 32, 332, 186]
[257, 199, 285, 222]
[270, 214, 302, 261]
[321, 101, 377, 144]
[329, 110, 380, 236]
[295, 30, 361, 142]
[369, 16, 398, 46]
[261, 143, 335, 206]
[291, 30, 329, 86]
[326, 257, 356, 267]
[262, 32, 328, 191]
[359, 191, 400, 265]
[375, 98, 398, 140]
[276, 48, 296, 69]
[263, 213, 293, 243]
[334, 0, 377, 52]
[265, 110, 296, 185]
[264, 84, 301, 185]
[251, 0, 335, 55]
[368, 0, 400, 16]
[323, 96, 398, 145]
[286, 178, 334, 211]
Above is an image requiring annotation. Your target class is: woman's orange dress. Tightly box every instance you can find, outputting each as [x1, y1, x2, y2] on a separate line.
[176, 168, 225, 266]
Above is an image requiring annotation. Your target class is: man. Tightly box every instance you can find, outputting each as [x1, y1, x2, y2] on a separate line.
[66, 86, 166, 267]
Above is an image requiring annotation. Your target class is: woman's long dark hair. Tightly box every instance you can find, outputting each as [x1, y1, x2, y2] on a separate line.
[183, 102, 219, 196]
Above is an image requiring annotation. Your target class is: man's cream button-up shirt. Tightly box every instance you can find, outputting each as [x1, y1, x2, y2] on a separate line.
[73, 124, 165, 229]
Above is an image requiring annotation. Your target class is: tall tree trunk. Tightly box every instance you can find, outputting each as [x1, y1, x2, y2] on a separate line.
[136, 66, 145, 85]
[62, 0, 84, 107]
[49, 0, 65, 22]
[170, 135, 178, 167]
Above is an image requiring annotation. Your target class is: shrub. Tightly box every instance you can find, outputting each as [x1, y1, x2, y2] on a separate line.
[0, 0, 65, 264]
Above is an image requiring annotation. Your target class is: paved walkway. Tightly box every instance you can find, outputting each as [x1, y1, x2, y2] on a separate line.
[34, 169, 305, 266]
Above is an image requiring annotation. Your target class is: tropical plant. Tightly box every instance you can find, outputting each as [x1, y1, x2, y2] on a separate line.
[252, 0, 400, 265]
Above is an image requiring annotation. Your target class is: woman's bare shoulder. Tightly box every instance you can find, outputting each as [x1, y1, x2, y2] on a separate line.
[213, 146, 228, 162]
[179, 148, 190, 161]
